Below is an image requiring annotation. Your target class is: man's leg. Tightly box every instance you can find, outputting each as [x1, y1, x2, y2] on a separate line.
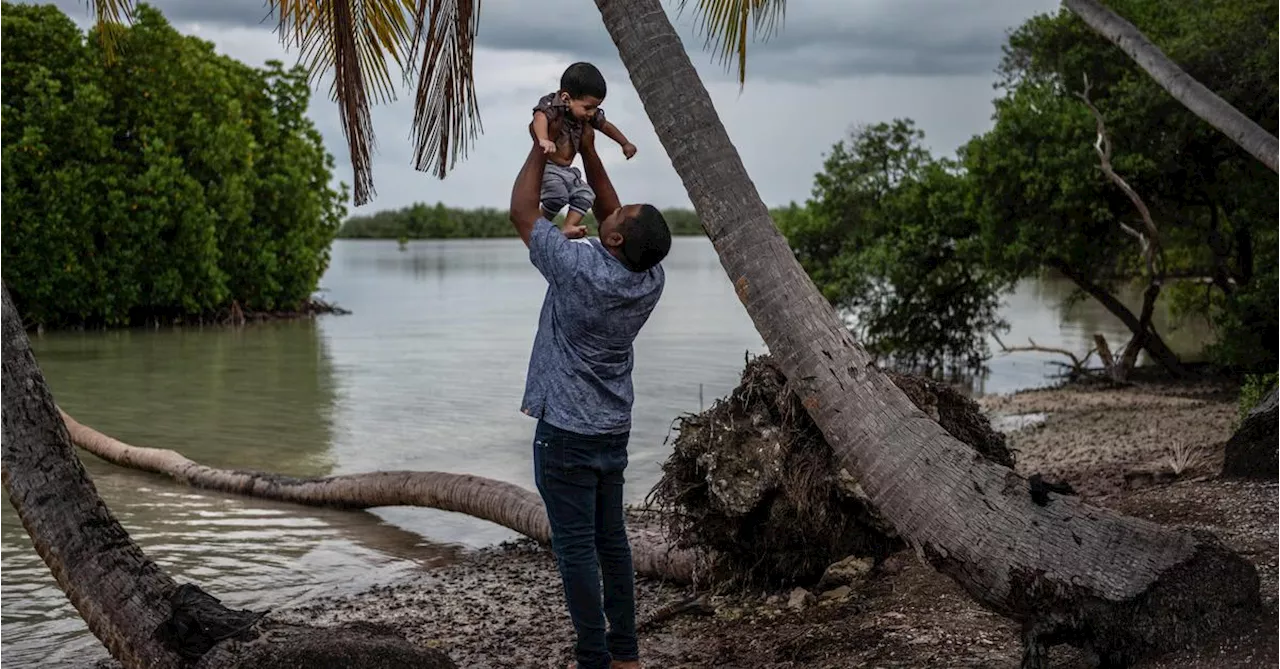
[596, 434, 638, 665]
[533, 421, 611, 669]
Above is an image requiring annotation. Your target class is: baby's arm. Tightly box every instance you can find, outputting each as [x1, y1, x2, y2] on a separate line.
[590, 110, 634, 159]
[597, 120, 636, 159]
[532, 111, 556, 155]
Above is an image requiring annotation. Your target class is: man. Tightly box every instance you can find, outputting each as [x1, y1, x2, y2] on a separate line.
[509, 122, 671, 669]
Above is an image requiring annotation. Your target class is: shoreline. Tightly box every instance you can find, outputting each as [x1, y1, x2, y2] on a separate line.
[264, 375, 1276, 668]
[23, 297, 350, 334]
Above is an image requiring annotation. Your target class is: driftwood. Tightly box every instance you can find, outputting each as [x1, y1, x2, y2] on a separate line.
[993, 333, 1098, 378]
[60, 410, 699, 584]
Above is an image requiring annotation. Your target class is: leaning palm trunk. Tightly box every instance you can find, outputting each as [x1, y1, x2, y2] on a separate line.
[61, 411, 697, 583]
[2, 285, 455, 669]
[594, 0, 1260, 665]
[1063, 0, 1278, 172]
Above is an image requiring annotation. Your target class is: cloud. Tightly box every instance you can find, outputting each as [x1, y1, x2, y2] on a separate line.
[50, 0, 1046, 81]
[25, 0, 1061, 213]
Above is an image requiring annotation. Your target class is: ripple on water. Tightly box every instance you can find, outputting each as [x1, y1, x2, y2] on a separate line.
[1, 484, 460, 668]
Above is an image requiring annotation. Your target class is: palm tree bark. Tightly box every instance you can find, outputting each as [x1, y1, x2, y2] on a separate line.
[3, 284, 456, 669]
[61, 411, 698, 584]
[2, 285, 182, 669]
[1063, 0, 1278, 172]
[593, 0, 1258, 663]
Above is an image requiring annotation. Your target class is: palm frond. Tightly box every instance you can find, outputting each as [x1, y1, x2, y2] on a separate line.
[407, 0, 482, 179]
[276, 0, 415, 205]
[88, 0, 136, 61]
[677, 0, 787, 86]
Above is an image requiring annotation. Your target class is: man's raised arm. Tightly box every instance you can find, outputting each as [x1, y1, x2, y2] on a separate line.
[509, 141, 548, 246]
[579, 126, 620, 224]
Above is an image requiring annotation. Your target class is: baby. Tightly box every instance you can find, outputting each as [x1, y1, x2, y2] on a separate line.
[531, 62, 636, 237]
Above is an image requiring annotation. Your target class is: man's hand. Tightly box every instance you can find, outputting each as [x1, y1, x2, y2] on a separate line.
[539, 139, 556, 154]
[562, 224, 588, 239]
[622, 142, 637, 160]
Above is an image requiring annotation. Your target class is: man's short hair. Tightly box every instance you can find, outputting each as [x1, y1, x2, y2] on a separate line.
[560, 62, 607, 100]
[620, 204, 671, 272]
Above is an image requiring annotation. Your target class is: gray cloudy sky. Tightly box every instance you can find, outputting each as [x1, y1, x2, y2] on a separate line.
[41, 0, 1060, 213]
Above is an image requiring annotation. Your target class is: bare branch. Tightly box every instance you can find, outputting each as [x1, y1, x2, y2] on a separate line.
[1075, 80, 1164, 281]
[993, 333, 1097, 374]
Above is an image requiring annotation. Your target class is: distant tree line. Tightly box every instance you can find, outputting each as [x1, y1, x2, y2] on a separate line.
[1, 4, 346, 328]
[338, 203, 709, 239]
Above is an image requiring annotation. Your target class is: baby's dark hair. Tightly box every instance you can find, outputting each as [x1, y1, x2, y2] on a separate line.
[560, 62, 607, 101]
[619, 205, 671, 272]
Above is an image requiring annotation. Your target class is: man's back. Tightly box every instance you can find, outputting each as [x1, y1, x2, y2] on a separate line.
[522, 218, 664, 435]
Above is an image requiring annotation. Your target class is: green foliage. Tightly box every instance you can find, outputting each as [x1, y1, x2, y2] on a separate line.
[1238, 373, 1278, 422]
[779, 120, 1009, 375]
[338, 204, 708, 239]
[965, 0, 1277, 371]
[1, 3, 346, 327]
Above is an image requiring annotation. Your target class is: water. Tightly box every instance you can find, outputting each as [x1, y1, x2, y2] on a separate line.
[0, 238, 1208, 665]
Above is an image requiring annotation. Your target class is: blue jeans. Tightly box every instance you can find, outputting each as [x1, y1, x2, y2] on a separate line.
[532, 420, 638, 669]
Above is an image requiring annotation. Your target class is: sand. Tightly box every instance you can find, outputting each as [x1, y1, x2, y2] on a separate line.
[269, 376, 1277, 668]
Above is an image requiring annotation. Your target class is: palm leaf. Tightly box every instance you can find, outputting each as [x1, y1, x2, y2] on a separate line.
[677, 0, 787, 85]
[80, 0, 787, 203]
[407, 0, 482, 179]
[277, 0, 415, 205]
[87, 0, 136, 61]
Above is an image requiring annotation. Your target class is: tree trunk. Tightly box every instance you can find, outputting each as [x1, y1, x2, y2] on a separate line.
[2, 284, 456, 669]
[593, 0, 1259, 663]
[61, 411, 699, 584]
[1221, 386, 1278, 480]
[1063, 0, 1279, 172]
[2, 285, 182, 669]
[1049, 258, 1188, 378]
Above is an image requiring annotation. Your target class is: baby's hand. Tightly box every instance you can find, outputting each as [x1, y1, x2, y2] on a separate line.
[539, 139, 556, 155]
[622, 142, 637, 160]
[562, 224, 587, 239]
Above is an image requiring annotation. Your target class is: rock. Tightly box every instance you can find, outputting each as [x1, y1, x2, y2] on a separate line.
[820, 585, 852, 602]
[1222, 386, 1278, 480]
[786, 587, 813, 611]
[817, 555, 875, 590]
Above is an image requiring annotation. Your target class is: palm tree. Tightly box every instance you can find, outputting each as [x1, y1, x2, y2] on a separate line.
[8, 1, 1266, 666]
[1063, 0, 1278, 172]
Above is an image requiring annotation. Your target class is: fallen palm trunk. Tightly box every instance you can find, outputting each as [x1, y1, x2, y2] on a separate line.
[61, 410, 698, 584]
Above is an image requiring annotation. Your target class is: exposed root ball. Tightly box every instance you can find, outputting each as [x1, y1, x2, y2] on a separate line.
[649, 355, 1013, 588]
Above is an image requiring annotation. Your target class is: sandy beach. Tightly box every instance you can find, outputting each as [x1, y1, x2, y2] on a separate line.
[264, 375, 1277, 668]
